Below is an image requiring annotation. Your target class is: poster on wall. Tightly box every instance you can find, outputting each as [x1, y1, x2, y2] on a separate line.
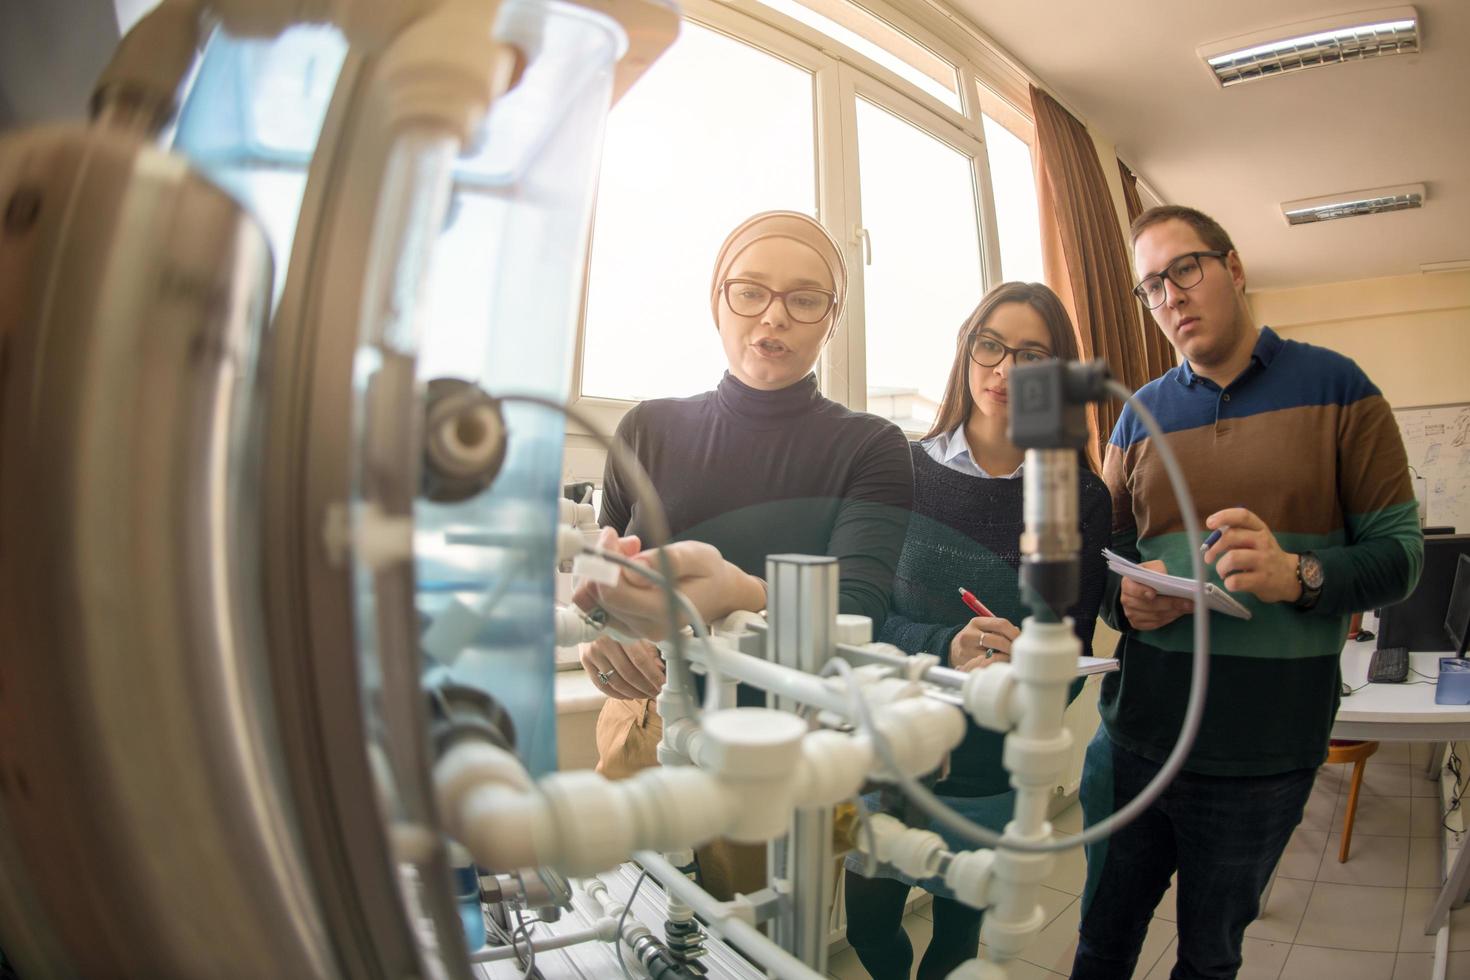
[1393, 402, 1470, 533]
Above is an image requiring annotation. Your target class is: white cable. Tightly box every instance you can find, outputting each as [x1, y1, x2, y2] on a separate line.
[826, 381, 1210, 853]
[467, 920, 616, 962]
[582, 545, 730, 713]
[493, 392, 701, 718]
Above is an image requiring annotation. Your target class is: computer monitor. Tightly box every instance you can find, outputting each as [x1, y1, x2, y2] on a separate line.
[1378, 534, 1470, 652]
[1446, 554, 1470, 658]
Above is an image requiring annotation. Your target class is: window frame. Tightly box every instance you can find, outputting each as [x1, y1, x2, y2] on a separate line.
[566, 0, 838, 439]
[829, 62, 999, 410]
[564, 0, 1035, 457]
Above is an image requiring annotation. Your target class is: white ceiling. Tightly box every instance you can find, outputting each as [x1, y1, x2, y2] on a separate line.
[945, 0, 1470, 291]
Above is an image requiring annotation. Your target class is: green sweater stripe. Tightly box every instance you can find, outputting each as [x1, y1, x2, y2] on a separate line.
[1100, 637, 1342, 775]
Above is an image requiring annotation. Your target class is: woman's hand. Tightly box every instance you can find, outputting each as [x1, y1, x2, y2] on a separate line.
[950, 615, 1020, 670]
[578, 529, 765, 641]
[580, 634, 665, 699]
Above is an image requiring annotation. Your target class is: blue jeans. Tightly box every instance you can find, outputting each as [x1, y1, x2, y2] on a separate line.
[1072, 731, 1316, 980]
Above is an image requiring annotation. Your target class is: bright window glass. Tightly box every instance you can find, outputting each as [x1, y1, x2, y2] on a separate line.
[579, 23, 817, 402]
[981, 113, 1045, 285]
[855, 98, 982, 432]
[756, 0, 961, 111]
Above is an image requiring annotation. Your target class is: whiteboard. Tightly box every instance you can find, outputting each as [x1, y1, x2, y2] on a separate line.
[1393, 402, 1470, 533]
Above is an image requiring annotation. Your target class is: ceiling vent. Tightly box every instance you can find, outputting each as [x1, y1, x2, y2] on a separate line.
[1281, 184, 1425, 226]
[1200, 7, 1419, 88]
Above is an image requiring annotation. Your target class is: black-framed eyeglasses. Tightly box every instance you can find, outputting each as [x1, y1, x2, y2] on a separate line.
[722, 279, 836, 324]
[968, 334, 1054, 369]
[1132, 250, 1228, 309]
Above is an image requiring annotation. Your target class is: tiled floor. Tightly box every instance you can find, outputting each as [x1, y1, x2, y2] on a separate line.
[828, 741, 1470, 979]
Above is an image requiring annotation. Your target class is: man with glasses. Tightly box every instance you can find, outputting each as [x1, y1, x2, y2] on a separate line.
[1072, 205, 1423, 980]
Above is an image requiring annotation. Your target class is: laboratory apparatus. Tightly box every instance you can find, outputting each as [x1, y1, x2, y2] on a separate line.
[0, 2, 1212, 978]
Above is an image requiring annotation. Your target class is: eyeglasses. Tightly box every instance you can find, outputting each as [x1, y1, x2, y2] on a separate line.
[1132, 250, 1228, 309]
[722, 279, 836, 324]
[969, 334, 1054, 369]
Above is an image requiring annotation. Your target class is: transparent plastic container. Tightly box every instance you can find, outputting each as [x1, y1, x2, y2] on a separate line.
[175, 2, 628, 785]
[411, 0, 628, 778]
[172, 25, 348, 304]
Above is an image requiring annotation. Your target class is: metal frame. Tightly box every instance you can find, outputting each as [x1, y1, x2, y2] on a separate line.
[259, 45, 441, 980]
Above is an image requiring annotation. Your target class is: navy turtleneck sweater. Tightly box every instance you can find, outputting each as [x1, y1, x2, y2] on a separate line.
[599, 372, 914, 638]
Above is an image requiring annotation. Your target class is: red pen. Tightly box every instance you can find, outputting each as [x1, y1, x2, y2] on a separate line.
[958, 587, 994, 618]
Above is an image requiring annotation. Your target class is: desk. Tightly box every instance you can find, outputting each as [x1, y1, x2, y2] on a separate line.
[1333, 638, 1470, 980]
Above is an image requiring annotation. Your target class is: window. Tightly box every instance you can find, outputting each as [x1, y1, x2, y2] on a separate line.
[981, 113, 1045, 284]
[176, 0, 1059, 448]
[579, 20, 818, 403]
[753, 0, 961, 112]
[853, 96, 983, 432]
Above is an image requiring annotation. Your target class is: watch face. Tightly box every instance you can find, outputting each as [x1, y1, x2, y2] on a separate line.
[1302, 554, 1325, 590]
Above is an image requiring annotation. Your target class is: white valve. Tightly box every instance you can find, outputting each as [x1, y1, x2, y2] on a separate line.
[868, 698, 966, 782]
[964, 661, 1019, 732]
[834, 613, 873, 645]
[861, 814, 946, 879]
[699, 709, 806, 842]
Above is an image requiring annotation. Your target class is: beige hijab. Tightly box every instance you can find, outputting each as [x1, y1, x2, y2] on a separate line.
[708, 210, 848, 338]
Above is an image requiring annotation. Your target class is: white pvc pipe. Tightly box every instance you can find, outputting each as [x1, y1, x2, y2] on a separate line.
[980, 619, 1075, 962]
[1011, 787, 1052, 840]
[468, 920, 615, 962]
[632, 851, 827, 980]
[687, 642, 852, 716]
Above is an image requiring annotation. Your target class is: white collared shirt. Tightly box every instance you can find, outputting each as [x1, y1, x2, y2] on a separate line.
[920, 425, 1022, 480]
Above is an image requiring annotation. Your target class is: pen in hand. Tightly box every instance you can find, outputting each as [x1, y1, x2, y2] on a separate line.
[1201, 505, 1243, 554]
[958, 587, 994, 618]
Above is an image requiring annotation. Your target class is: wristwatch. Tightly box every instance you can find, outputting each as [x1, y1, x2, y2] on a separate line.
[1294, 552, 1324, 610]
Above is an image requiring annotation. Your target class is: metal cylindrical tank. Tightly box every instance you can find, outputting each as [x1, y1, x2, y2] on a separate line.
[0, 124, 334, 980]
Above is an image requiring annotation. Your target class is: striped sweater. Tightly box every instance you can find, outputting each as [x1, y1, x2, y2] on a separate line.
[1101, 326, 1423, 776]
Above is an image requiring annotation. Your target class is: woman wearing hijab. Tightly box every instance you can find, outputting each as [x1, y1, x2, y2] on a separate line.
[578, 210, 913, 897]
[841, 282, 1111, 979]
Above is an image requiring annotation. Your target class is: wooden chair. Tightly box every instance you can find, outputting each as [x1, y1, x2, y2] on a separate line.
[1326, 738, 1379, 862]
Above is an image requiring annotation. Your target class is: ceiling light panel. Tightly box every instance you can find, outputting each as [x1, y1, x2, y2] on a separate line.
[1199, 7, 1419, 87]
[1281, 183, 1426, 225]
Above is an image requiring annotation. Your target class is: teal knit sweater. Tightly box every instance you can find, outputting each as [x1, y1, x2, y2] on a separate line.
[878, 444, 1112, 797]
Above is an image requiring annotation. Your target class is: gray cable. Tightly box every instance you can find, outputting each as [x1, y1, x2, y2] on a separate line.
[511, 911, 539, 979]
[583, 546, 729, 714]
[616, 871, 651, 980]
[493, 392, 700, 719]
[822, 381, 1211, 853]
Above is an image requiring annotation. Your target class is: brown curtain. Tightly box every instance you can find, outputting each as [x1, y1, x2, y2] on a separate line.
[1117, 159, 1178, 381]
[1031, 85, 1152, 463]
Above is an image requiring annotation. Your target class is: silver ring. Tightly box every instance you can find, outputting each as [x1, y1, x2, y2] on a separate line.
[597, 668, 617, 684]
[977, 631, 988, 647]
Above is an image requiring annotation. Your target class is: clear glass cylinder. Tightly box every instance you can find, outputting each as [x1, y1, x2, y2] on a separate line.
[410, 0, 625, 779]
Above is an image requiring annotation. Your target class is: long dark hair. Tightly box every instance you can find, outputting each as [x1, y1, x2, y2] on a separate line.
[923, 281, 1081, 442]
